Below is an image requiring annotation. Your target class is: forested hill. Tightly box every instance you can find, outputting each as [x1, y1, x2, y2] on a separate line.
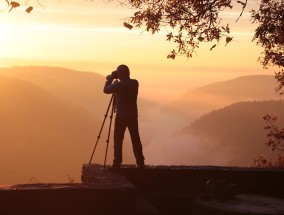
[185, 100, 284, 166]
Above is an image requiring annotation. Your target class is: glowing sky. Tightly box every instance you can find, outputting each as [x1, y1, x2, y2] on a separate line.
[0, 0, 263, 66]
[0, 0, 272, 102]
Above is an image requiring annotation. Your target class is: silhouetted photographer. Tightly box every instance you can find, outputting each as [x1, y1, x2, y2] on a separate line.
[104, 65, 145, 170]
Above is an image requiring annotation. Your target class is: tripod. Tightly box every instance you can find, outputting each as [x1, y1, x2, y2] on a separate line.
[88, 94, 115, 170]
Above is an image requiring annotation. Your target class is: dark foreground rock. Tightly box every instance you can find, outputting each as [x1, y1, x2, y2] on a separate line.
[0, 165, 136, 215]
[0, 165, 284, 215]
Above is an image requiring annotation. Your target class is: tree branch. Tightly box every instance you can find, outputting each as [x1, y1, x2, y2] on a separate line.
[236, 0, 248, 22]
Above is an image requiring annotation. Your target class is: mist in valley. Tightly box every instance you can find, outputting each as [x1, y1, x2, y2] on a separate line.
[142, 75, 283, 166]
[0, 66, 282, 185]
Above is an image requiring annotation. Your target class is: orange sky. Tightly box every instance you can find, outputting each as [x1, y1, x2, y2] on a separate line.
[0, 0, 263, 65]
[0, 0, 272, 102]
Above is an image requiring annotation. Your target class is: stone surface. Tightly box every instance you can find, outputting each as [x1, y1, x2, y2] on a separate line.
[1, 165, 284, 215]
[0, 164, 137, 215]
[196, 194, 284, 214]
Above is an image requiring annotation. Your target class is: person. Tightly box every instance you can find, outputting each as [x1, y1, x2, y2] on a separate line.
[103, 64, 145, 169]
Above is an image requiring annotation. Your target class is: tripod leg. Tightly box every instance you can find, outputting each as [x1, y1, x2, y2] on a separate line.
[103, 101, 115, 171]
[88, 94, 114, 165]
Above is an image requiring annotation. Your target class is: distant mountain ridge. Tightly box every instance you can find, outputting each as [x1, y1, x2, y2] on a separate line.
[0, 66, 156, 120]
[0, 66, 108, 117]
[189, 75, 277, 98]
[163, 75, 279, 120]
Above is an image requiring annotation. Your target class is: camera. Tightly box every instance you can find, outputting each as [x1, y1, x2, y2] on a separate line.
[111, 71, 118, 79]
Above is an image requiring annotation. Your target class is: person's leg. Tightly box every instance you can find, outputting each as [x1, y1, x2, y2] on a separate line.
[113, 117, 127, 167]
[127, 117, 145, 167]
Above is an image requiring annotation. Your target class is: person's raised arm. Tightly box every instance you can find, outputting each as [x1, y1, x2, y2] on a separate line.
[103, 72, 119, 94]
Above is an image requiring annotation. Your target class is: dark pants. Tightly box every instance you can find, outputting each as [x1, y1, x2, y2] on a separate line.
[113, 117, 144, 166]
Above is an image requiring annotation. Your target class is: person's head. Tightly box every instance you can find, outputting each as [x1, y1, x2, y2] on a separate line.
[116, 64, 130, 79]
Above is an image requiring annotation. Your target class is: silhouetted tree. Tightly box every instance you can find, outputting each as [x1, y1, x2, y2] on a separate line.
[108, 0, 284, 92]
[252, 114, 284, 168]
[251, 0, 284, 94]
[119, 0, 236, 59]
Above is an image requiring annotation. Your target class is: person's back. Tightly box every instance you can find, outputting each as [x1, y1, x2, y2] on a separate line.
[115, 77, 138, 117]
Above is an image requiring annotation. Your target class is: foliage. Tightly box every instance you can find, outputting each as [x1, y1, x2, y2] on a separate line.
[263, 114, 284, 152]
[251, 0, 284, 68]
[1, 0, 36, 13]
[251, 0, 284, 93]
[252, 114, 284, 168]
[112, 0, 237, 59]
[240, 1, 284, 168]
[253, 154, 284, 168]
[275, 69, 284, 95]
[109, 0, 284, 91]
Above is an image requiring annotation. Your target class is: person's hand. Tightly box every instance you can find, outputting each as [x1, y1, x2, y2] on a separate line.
[106, 75, 113, 81]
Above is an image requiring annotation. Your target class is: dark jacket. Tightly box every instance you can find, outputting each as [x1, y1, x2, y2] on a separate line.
[103, 77, 138, 117]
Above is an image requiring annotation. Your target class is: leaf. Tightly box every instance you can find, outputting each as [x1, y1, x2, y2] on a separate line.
[9, 1, 20, 12]
[198, 36, 204, 42]
[210, 44, 216, 51]
[123, 22, 133, 30]
[26, 6, 33, 13]
[166, 33, 173, 41]
[190, 17, 196, 24]
[225, 37, 233, 45]
[10, 1, 20, 8]
[167, 49, 176, 59]
[225, 24, 230, 33]
[134, 11, 140, 16]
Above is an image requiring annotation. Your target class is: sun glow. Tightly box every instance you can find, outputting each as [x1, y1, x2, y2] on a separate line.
[0, 0, 262, 66]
